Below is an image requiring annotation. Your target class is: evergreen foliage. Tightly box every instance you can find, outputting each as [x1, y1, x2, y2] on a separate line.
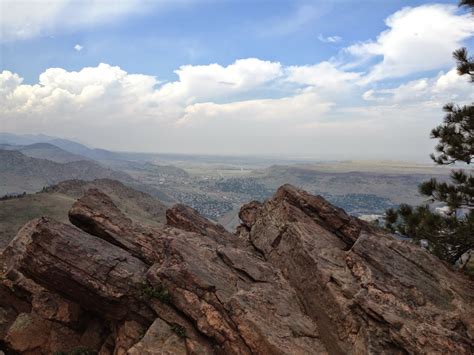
[385, 0, 474, 266]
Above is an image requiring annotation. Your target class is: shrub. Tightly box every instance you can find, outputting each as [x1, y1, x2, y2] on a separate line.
[138, 280, 171, 303]
[170, 323, 186, 338]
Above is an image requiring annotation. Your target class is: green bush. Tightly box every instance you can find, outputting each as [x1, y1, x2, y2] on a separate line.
[170, 323, 186, 338]
[138, 280, 171, 303]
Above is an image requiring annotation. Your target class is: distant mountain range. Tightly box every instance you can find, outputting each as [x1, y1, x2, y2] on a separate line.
[0, 132, 456, 226]
[0, 132, 125, 162]
[0, 134, 175, 203]
[0, 132, 188, 164]
[0, 149, 132, 195]
[0, 142, 90, 163]
[0, 132, 316, 166]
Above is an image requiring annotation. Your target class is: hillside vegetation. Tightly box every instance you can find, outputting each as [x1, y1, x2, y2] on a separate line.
[0, 179, 167, 248]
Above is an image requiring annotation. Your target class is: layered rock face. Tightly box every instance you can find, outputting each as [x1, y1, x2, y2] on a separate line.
[0, 185, 473, 354]
[239, 185, 474, 354]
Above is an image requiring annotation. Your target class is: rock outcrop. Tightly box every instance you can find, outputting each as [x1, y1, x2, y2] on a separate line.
[0, 184, 473, 354]
[239, 185, 474, 354]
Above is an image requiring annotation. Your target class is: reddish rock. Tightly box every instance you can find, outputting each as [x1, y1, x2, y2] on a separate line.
[31, 291, 81, 324]
[4, 217, 149, 320]
[166, 204, 233, 240]
[1, 184, 473, 354]
[0, 282, 30, 339]
[239, 184, 474, 354]
[2, 188, 326, 354]
[238, 201, 263, 229]
[113, 320, 148, 355]
[127, 318, 187, 355]
[5, 312, 104, 354]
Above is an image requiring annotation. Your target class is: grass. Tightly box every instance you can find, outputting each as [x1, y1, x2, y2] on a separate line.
[0, 178, 168, 248]
[170, 323, 186, 338]
[138, 280, 171, 303]
[0, 192, 74, 248]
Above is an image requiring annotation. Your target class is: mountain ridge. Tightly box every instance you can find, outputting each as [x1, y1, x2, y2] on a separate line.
[0, 142, 91, 163]
[0, 184, 472, 354]
[0, 149, 132, 195]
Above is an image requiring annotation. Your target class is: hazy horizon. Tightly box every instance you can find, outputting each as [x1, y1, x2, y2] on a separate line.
[1, 0, 474, 160]
[1, 130, 449, 164]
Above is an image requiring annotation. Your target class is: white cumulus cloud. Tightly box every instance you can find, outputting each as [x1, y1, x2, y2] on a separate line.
[177, 91, 333, 126]
[362, 68, 474, 104]
[1, 55, 472, 157]
[0, 63, 163, 122]
[2, 0, 474, 162]
[347, 4, 474, 82]
[156, 58, 284, 104]
[286, 62, 360, 89]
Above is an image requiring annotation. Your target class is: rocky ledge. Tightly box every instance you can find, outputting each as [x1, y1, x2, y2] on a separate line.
[0, 185, 473, 354]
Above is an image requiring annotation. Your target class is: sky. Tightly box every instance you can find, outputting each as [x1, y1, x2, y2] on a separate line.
[0, 0, 473, 161]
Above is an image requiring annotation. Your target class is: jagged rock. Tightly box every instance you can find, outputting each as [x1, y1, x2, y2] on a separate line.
[239, 184, 474, 354]
[2, 188, 326, 354]
[127, 318, 187, 355]
[72, 189, 326, 354]
[0, 283, 30, 342]
[68, 188, 159, 264]
[31, 291, 81, 324]
[113, 320, 148, 355]
[166, 204, 233, 240]
[5, 312, 105, 354]
[238, 201, 262, 229]
[4, 217, 151, 323]
[1, 184, 473, 354]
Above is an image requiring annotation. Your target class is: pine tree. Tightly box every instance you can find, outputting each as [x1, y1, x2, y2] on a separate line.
[385, 1, 474, 266]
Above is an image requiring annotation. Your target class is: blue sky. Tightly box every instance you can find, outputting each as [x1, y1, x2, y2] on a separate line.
[2, 0, 456, 83]
[1, 0, 473, 160]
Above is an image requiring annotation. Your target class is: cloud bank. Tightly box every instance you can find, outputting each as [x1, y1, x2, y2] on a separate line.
[1, 3, 473, 160]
